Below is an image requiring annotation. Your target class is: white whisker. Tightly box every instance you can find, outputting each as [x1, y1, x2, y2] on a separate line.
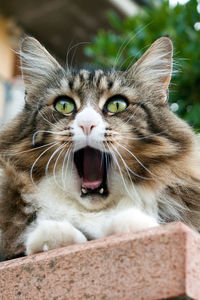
[61, 147, 71, 187]
[53, 143, 67, 190]
[70, 42, 90, 70]
[66, 41, 90, 71]
[32, 130, 71, 145]
[5, 142, 55, 156]
[111, 144, 137, 193]
[30, 142, 59, 186]
[64, 147, 73, 189]
[116, 141, 163, 181]
[51, 111, 58, 123]
[122, 131, 167, 141]
[112, 23, 152, 71]
[106, 141, 133, 199]
[37, 103, 57, 128]
[45, 143, 67, 176]
[123, 103, 145, 125]
[112, 143, 152, 181]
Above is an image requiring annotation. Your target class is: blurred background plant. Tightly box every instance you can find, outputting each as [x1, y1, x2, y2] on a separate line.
[84, 0, 200, 131]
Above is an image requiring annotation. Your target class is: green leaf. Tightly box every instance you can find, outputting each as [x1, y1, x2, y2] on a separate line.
[84, 0, 200, 130]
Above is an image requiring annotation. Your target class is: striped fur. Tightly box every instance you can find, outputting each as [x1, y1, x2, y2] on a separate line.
[0, 37, 200, 259]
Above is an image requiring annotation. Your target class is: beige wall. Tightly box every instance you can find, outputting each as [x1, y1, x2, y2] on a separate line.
[0, 17, 19, 122]
[0, 19, 15, 79]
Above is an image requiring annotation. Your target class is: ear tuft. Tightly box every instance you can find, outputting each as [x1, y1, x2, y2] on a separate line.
[19, 37, 65, 94]
[128, 37, 173, 93]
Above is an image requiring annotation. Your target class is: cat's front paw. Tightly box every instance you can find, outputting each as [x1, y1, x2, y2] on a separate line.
[25, 220, 87, 255]
[104, 208, 158, 236]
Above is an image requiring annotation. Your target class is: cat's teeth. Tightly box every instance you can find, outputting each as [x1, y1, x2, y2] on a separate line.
[81, 187, 87, 194]
[99, 188, 104, 194]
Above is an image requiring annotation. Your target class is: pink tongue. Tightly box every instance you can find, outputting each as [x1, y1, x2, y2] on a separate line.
[82, 147, 104, 190]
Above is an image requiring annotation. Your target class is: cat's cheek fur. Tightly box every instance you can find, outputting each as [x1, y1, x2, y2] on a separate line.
[23, 220, 87, 255]
[103, 208, 159, 236]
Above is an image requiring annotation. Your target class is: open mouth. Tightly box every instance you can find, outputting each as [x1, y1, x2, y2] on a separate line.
[74, 147, 110, 197]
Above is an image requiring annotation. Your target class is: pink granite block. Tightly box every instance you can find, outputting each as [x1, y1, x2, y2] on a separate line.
[185, 227, 200, 299]
[0, 222, 199, 300]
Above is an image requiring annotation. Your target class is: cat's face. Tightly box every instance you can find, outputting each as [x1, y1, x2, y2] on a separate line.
[8, 36, 188, 211]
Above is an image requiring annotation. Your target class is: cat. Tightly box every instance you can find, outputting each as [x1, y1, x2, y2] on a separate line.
[0, 36, 200, 260]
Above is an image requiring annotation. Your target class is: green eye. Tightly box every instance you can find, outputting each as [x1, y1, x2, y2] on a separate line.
[105, 98, 128, 114]
[54, 97, 75, 114]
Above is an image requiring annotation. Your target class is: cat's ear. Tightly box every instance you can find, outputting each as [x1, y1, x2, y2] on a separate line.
[20, 37, 65, 95]
[127, 37, 173, 95]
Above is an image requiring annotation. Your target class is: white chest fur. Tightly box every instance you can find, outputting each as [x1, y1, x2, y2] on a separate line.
[23, 168, 158, 240]
[22, 169, 159, 255]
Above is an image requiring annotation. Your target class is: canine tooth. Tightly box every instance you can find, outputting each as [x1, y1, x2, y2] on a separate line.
[99, 188, 104, 194]
[81, 187, 87, 194]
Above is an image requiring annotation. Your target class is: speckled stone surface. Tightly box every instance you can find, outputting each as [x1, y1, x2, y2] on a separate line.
[0, 222, 200, 300]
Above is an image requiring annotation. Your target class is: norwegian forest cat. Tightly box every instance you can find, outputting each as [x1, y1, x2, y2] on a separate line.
[0, 36, 200, 260]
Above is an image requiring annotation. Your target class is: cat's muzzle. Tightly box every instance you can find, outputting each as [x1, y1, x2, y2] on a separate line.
[74, 147, 110, 197]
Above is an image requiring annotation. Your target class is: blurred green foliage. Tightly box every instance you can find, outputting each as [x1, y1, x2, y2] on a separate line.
[84, 0, 200, 130]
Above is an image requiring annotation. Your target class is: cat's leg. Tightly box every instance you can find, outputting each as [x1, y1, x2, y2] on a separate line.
[24, 220, 87, 255]
[103, 207, 158, 236]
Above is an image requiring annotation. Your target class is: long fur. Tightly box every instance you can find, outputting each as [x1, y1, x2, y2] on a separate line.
[1, 36, 200, 259]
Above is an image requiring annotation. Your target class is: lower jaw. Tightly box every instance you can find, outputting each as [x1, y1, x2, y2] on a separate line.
[80, 181, 109, 198]
[78, 189, 111, 211]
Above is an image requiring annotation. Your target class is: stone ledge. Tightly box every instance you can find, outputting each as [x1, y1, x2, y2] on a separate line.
[0, 222, 200, 300]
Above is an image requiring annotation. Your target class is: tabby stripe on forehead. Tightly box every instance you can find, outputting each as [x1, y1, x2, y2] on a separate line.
[79, 73, 84, 83]
[98, 75, 111, 90]
[89, 71, 95, 82]
[107, 79, 113, 90]
[95, 72, 104, 88]
[69, 80, 73, 90]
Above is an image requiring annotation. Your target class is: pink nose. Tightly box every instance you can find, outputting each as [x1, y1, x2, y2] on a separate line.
[79, 124, 96, 136]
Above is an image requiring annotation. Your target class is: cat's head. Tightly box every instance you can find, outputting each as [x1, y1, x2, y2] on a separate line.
[3, 36, 193, 211]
